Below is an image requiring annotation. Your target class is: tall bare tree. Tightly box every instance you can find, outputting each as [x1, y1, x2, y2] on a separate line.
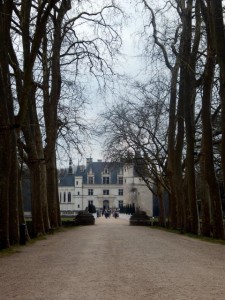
[201, 0, 224, 239]
[41, 1, 122, 228]
[101, 78, 169, 225]
[0, 0, 61, 247]
[0, 0, 14, 249]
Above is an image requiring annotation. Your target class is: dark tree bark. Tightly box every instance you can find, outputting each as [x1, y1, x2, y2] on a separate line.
[202, 0, 225, 239]
[199, 161, 211, 236]
[16, 0, 62, 126]
[142, 1, 183, 229]
[9, 0, 60, 237]
[209, 1, 225, 185]
[21, 87, 46, 237]
[42, 1, 71, 229]
[0, 76, 11, 249]
[0, 0, 14, 249]
[8, 133, 19, 245]
[167, 62, 180, 229]
[179, 0, 199, 234]
[156, 180, 166, 227]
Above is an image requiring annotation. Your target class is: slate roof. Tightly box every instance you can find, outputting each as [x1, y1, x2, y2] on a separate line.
[59, 161, 123, 187]
[58, 173, 74, 187]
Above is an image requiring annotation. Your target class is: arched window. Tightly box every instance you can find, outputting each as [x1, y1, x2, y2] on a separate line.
[68, 192, 71, 203]
[64, 192, 66, 202]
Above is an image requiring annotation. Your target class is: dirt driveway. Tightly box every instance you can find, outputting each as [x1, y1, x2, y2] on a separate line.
[0, 216, 225, 300]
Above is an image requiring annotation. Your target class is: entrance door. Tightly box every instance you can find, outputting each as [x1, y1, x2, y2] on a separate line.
[103, 200, 109, 210]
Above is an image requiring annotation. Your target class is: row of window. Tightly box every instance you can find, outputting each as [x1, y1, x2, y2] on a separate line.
[88, 189, 123, 196]
[76, 176, 124, 185]
[88, 200, 124, 206]
[59, 192, 124, 208]
[59, 189, 123, 202]
[59, 192, 72, 203]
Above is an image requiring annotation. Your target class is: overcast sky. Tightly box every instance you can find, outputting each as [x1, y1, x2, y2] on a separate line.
[85, 4, 145, 162]
[59, 1, 148, 168]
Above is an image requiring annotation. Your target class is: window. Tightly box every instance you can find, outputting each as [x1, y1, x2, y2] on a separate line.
[88, 200, 93, 205]
[88, 176, 94, 184]
[118, 177, 123, 184]
[78, 191, 80, 195]
[88, 189, 93, 196]
[118, 189, 123, 196]
[76, 181, 78, 185]
[103, 176, 109, 184]
[63, 192, 66, 202]
[78, 204, 80, 208]
[118, 200, 123, 207]
[104, 168, 109, 174]
[68, 192, 71, 203]
[103, 189, 109, 195]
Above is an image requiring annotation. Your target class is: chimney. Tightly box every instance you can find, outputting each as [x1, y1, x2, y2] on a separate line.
[68, 158, 73, 174]
[86, 158, 93, 165]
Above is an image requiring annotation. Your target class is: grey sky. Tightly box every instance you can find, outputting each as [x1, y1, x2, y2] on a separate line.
[59, 1, 148, 168]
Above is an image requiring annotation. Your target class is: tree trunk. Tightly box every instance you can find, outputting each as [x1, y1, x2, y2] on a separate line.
[198, 173, 211, 236]
[43, 1, 71, 229]
[174, 74, 185, 231]
[29, 161, 45, 237]
[18, 166, 26, 225]
[206, 0, 225, 239]
[32, 88, 50, 233]
[0, 1, 13, 249]
[157, 181, 166, 227]
[8, 133, 19, 245]
[167, 62, 180, 229]
[21, 85, 46, 237]
[210, 0, 225, 179]
[40, 163, 51, 232]
[0, 126, 10, 249]
[179, 0, 199, 234]
[45, 154, 60, 228]
[18, 165, 30, 242]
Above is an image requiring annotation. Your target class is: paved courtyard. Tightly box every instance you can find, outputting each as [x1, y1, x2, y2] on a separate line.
[0, 216, 225, 300]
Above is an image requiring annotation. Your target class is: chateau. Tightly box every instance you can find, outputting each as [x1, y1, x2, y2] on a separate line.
[58, 158, 153, 216]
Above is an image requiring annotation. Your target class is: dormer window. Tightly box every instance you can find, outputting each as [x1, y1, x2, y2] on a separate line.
[102, 176, 109, 184]
[88, 167, 93, 175]
[88, 176, 94, 184]
[118, 168, 123, 175]
[103, 168, 109, 174]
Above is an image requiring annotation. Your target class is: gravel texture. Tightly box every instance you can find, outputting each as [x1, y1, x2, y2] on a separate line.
[0, 216, 225, 300]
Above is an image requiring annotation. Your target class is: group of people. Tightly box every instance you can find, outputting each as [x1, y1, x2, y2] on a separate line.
[102, 209, 119, 219]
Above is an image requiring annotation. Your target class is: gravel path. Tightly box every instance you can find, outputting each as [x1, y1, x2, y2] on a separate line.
[0, 216, 225, 300]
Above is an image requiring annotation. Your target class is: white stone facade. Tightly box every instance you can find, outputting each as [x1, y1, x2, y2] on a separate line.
[58, 159, 153, 216]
